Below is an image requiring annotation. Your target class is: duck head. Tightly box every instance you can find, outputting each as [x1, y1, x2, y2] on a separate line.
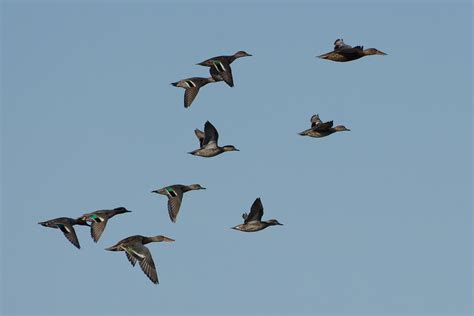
[266, 219, 283, 226]
[334, 125, 350, 132]
[188, 184, 206, 190]
[113, 207, 131, 214]
[234, 50, 252, 58]
[363, 48, 386, 56]
[223, 145, 239, 152]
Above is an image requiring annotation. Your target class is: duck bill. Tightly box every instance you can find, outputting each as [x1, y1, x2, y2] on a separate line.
[162, 236, 175, 242]
[377, 51, 387, 55]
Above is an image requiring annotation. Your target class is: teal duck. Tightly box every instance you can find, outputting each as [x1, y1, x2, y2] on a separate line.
[197, 51, 252, 87]
[189, 121, 239, 158]
[318, 39, 386, 62]
[232, 198, 283, 232]
[171, 77, 216, 108]
[79, 207, 131, 242]
[151, 184, 206, 223]
[38, 217, 90, 249]
[299, 113, 350, 138]
[106, 235, 174, 284]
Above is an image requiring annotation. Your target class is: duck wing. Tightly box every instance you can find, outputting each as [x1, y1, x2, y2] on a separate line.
[312, 120, 333, 132]
[125, 251, 137, 267]
[244, 198, 264, 224]
[194, 129, 205, 147]
[210, 60, 234, 87]
[184, 86, 201, 108]
[334, 39, 352, 50]
[166, 186, 184, 223]
[333, 46, 363, 60]
[202, 121, 219, 149]
[90, 217, 109, 242]
[310, 114, 322, 127]
[57, 223, 81, 249]
[126, 243, 159, 284]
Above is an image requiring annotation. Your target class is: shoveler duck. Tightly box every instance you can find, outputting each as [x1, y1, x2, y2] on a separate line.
[197, 51, 252, 87]
[188, 121, 239, 158]
[318, 39, 386, 62]
[79, 207, 131, 242]
[38, 217, 90, 249]
[105, 235, 174, 284]
[299, 113, 350, 138]
[151, 184, 206, 223]
[232, 198, 283, 232]
[171, 77, 216, 108]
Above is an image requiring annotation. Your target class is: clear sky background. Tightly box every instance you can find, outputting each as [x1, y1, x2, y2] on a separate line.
[1, 1, 472, 315]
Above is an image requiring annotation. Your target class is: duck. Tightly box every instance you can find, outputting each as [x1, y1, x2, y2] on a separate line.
[197, 51, 252, 87]
[188, 121, 239, 158]
[151, 184, 206, 223]
[298, 113, 350, 138]
[79, 207, 131, 242]
[38, 217, 90, 249]
[317, 39, 386, 62]
[171, 77, 216, 108]
[232, 198, 283, 232]
[105, 235, 174, 284]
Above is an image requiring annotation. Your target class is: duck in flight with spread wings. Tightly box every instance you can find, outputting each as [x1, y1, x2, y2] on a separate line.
[232, 198, 283, 232]
[197, 51, 252, 87]
[171, 77, 216, 108]
[188, 121, 239, 158]
[151, 184, 206, 223]
[38, 217, 90, 249]
[318, 39, 386, 62]
[105, 234, 174, 284]
[298, 113, 350, 138]
[79, 207, 131, 242]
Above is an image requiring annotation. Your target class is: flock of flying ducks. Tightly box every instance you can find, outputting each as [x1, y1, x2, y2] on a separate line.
[39, 39, 386, 284]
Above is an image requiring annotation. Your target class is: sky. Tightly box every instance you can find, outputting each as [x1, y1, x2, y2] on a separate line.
[1, 1, 472, 316]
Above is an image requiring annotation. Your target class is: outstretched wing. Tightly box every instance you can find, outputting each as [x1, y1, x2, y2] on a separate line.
[58, 224, 81, 249]
[194, 129, 205, 147]
[128, 243, 159, 284]
[90, 218, 108, 242]
[310, 114, 322, 127]
[184, 87, 201, 108]
[125, 251, 137, 267]
[202, 121, 219, 148]
[244, 198, 264, 224]
[210, 60, 234, 87]
[166, 187, 184, 223]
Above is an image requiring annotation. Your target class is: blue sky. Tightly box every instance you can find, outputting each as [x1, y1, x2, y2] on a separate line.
[1, 1, 472, 315]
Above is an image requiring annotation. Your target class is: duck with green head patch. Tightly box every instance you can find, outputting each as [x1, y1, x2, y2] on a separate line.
[79, 207, 131, 242]
[151, 184, 206, 223]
